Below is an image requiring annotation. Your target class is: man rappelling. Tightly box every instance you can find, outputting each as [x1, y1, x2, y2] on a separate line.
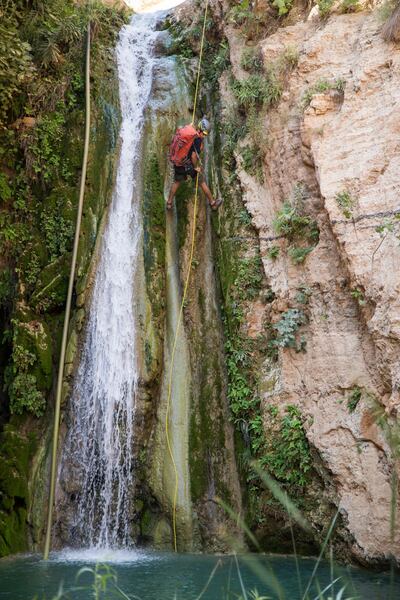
[166, 117, 223, 211]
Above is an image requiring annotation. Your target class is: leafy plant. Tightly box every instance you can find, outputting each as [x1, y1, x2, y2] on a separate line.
[241, 47, 263, 73]
[232, 73, 282, 110]
[335, 190, 355, 219]
[0, 173, 12, 202]
[241, 144, 264, 183]
[318, 0, 334, 18]
[0, 23, 34, 127]
[273, 185, 319, 266]
[270, 308, 307, 351]
[301, 78, 345, 109]
[288, 246, 313, 264]
[228, 0, 265, 39]
[351, 288, 366, 306]
[375, 213, 400, 242]
[41, 201, 73, 261]
[272, 0, 293, 16]
[260, 405, 312, 487]
[280, 45, 299, 69]
[295, 285, 312, 305]
[204, 39, 230, 84]
[340, 0, 361, 12]
[8, 373, 45, 417]
[347, 386, 362, 413]
[267, 245, 280, 260]
[273, 202, 319, 243]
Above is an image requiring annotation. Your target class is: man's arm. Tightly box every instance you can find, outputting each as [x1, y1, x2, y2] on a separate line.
[191, 138, 203, 171]
[191, 150, 200, 171]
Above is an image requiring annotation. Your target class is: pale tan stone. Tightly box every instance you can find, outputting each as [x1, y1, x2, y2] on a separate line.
[221, 8, 400, 561]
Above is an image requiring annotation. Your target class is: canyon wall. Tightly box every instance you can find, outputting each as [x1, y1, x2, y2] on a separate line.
[172, 0, 400, 564]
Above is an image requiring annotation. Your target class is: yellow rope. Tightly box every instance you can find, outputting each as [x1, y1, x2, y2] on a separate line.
[165, 174, 199, 553]
[43, 22, 91, 561]
[165, 0, 209, 553]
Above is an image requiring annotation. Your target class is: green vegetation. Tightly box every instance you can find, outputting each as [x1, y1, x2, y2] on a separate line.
[0, 0, 127, 557]
[347, 386, 362, 413]
[273, 184, 319, 265]
[350, 288, 366, 307]
[232, 73, 282, 110]
[318, 0, 334, 18]
[301, 78, 345, 109]
[260, 405, 312, 487]
[340, 0, 361, 12]
[295, 285, 312, 305]
[204, 39, 231, 85]
[288, 246, 313, 264]
[272, 0, 293, 16]
[228, 0, 267, 39]
[270, 308, 307, 353]
[267, 245, 280, 260]
[241, 144, 265, 183]
[375, 213, 400, 243]
[280, 45, 299, 70]
[335, 190, 355, 219]
[241, 47, 264, 73]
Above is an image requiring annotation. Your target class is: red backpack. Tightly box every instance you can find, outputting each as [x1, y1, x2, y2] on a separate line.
[169, 124, 199, 167]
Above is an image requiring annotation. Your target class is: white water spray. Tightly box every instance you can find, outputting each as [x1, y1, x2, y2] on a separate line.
[59, 14, 160, 549]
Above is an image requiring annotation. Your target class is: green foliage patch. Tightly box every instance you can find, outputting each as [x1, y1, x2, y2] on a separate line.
[335, 190, 355, 219]
[232, 73, 282, 110]
[273, 184, 319, 265]
[261, 405, 312, 487]
[318, 0, 334, 18]
[270, 308, 307, 352]
[241, 144, 265, 183]
[241, 47, 264, 73]
[301, 78, 345, 109]
[347, 386, 362, 413]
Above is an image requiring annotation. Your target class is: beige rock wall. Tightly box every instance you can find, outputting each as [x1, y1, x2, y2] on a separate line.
[223, 8, 400, 563]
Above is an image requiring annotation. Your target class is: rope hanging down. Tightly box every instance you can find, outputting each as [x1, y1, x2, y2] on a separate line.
[165, 0, 210, 553]
[43, 23, 91, 561]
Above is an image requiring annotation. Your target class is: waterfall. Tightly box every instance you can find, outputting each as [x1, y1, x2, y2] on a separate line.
[59, 13, 160, 549]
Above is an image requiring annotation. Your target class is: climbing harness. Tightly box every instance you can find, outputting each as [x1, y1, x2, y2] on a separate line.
[43, 22, 91, 561]
[165, 0, 210, 553]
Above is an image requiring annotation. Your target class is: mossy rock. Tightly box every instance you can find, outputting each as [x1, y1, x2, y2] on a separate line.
[0, 508, 27, 556]
[31, 254, 69, 313]
[13, 318, 52, 391]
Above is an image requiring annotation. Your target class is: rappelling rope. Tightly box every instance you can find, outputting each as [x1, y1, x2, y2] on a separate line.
[43, 21, 91, 561]
[165, 0, 209, 553]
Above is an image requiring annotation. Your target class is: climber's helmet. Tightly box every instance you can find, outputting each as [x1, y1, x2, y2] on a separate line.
[197, 117, 211, 136]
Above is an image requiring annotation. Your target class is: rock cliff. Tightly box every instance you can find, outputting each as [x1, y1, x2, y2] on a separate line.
[172, 0, 400, 564]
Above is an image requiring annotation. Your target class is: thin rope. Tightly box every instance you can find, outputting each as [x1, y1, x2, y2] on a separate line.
[43, 22, 91, 561]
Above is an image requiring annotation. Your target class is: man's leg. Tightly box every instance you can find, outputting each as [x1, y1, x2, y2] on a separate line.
[199, 180, 214, 205]
[167, 181, 181, 209]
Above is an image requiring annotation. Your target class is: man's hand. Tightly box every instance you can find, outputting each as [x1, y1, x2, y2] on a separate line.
[194, 165, 202, 173]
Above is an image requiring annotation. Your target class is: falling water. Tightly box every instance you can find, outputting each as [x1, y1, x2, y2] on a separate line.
[59, 14, 161, 549]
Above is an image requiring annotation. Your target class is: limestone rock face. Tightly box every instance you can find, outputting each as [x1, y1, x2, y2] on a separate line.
[220, 8, 400, 563]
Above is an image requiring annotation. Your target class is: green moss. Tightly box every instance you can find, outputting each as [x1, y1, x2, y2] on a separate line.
[0, 0, 125, 555]
[0, 424, 38, 557]
[142, 152, 167, 320]
[175, 179, 191, 250]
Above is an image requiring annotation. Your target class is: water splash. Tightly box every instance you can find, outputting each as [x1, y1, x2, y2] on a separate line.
[59, 14, 160, 549]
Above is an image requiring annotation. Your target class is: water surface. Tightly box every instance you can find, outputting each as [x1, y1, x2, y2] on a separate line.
[0, 551, 397, 599]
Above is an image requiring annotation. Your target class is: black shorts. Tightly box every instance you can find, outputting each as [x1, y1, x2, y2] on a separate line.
[174, 164, 203, 183]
